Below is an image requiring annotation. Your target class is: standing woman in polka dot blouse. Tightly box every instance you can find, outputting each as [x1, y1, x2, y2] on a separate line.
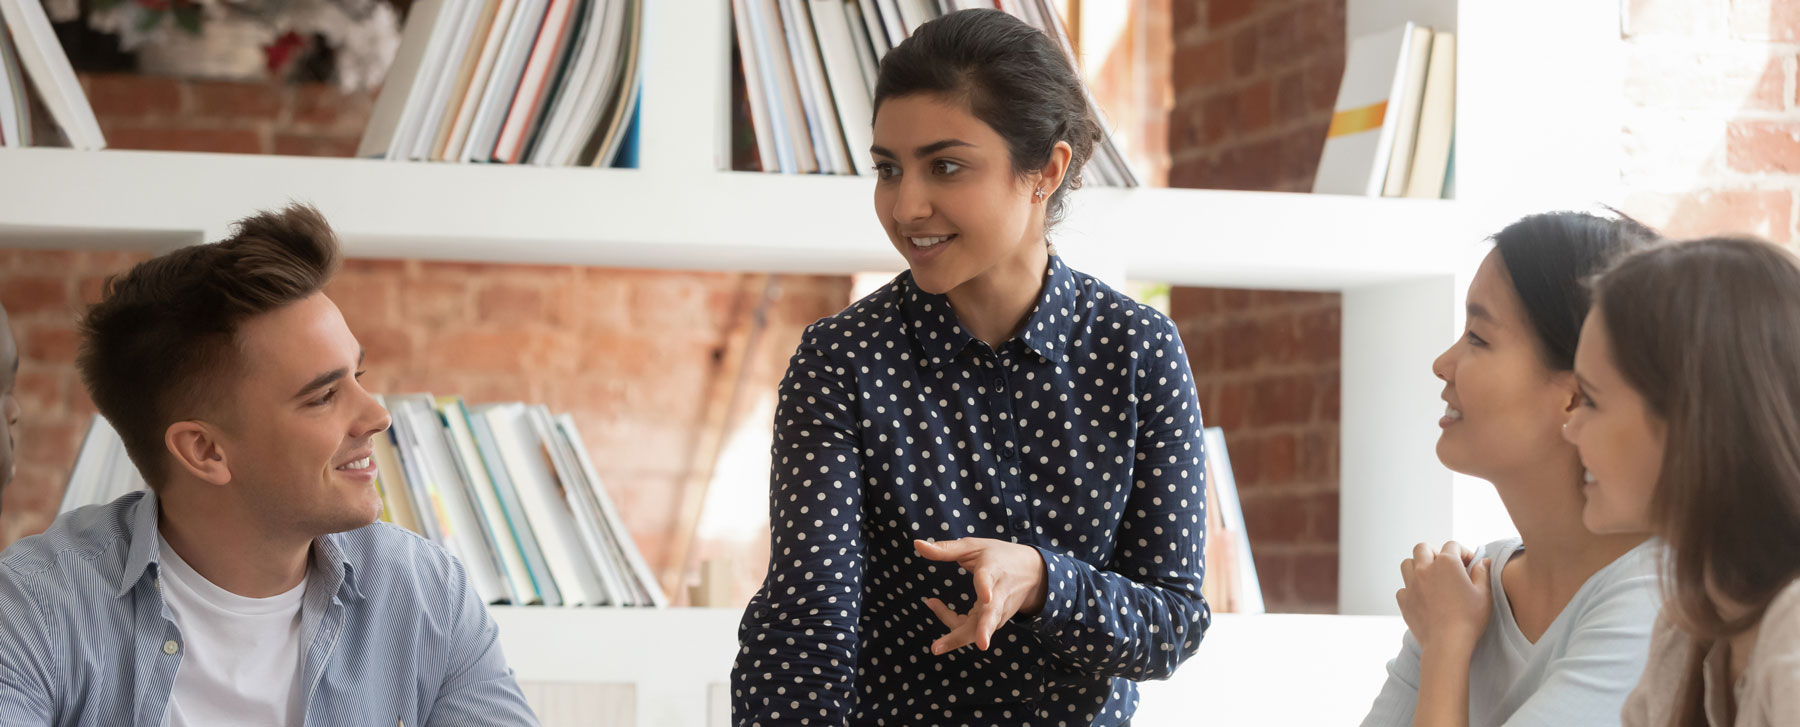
[730, 9, 1210, 726]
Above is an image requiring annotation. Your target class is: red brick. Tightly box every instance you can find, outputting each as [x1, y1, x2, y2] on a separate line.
[1172, 0, 1201, 36]
[0, 276, 71, 315]
[400, 276, 473, 329]
[17, 421, 81, 474]
[1259, 432, 1298, 486]
[1249, 373, 1316, 427]
[1298, 429, 1336, 481]
[1303, 55, 1344, 113]
[1307, 492, 1339, 542]
[1296, 306, 1340, 363]
[347, 324, 417, 368]
[83, 74, 182, 118]
[1172, 37, 1231, 92]
[188, 80, 285, 121]
[1730, 0, 1800, 41]
[1200, 92, 1239, 146]
[1275, 70, 1307, 122]
[1296, 0, 1345, 53]
[1316, 368, 1341, 422]
[1727, 120, 1800, 173]
[430, 327, 578, 375]
[22, 327, 79, 366]
[1208, 0, 1259, 29]
[273, 133, 361, 158]
[341, 258, 411, 276]
[1239, 80, 1275, 134]
[1623, 0, 1728, 37]
[476, 282, 548, 325]
[1212, 382, 1248, 431]
[1230, 27, 1260, 77]
[291, 84, 376, 129]
[12, 370, 62, 417]
[1258, 7, 1303, 70]
[103, 126, 266, 155]
[1624, 188, 1795, 244]
[1242, 492, 1308, 543]
[1292, 550, 1338, 608]
[323, 276, 397, 331]
[1625, 49, 1788, 112]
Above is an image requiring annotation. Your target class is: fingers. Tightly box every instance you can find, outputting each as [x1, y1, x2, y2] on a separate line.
[932, 615, 983, 655]
[914, 538, 979, 562]
[974, 602, 1004, 650]
[1439, 541, 1465, 561]
[1400, 557, 1417, 588]
[924, 597, 963, 629]
[1470, 558, 1493, 594]
[1456, 543, 1475, 565]
[1412, 542, 1432, 565]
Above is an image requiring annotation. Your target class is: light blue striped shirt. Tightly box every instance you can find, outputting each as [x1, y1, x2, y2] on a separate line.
[0, 490, 540, 726]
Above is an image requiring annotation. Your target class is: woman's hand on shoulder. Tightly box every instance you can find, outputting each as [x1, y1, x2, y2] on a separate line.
[1397, 541, 1491, 655]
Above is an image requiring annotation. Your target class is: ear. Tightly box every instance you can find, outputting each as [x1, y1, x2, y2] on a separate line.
[1032, 141, 1074, 203]
[1553, 370, 1582, 419]
[165, 420, 232, 487]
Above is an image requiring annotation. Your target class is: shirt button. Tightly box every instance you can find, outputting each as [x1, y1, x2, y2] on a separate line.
[992, 378, 1004, 389]
[162, 640, 179, 655]
[1012, 518, 1030, 531]
[1000, 446, 1016, 460]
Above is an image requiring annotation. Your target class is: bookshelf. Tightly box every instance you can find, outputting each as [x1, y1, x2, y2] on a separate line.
[0, 0, 1628, 723]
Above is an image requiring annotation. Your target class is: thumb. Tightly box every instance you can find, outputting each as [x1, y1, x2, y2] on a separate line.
[914, 538, 975, 561]
[1471, 558, 1492, 592]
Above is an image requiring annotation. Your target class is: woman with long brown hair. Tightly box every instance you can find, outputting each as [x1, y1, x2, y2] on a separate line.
[1564, 236, 1800, 725]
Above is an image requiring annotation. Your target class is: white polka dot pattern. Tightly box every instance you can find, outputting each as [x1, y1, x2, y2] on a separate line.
[731, 257, 1211, 726]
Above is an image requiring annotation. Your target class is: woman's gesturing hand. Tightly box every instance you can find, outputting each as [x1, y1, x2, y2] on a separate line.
[914, 538, 1050, 655]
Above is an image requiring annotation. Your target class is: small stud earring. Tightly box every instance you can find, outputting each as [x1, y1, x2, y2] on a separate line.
[1033, 188, 1046, 201]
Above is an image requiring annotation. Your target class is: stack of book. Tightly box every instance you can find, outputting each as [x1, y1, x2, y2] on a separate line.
[0, 0, 104, 150]
[60, 396, 666, 607]
[356, 0, 643, 167]
[731, 0, 1137, 185]
[1313, 21, 1456, 199]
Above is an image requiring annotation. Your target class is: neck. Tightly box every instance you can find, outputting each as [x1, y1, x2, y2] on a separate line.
[1489, 450, 1647, 592]
[945, 237, 1051, 349]
[156, 483, 311, 598]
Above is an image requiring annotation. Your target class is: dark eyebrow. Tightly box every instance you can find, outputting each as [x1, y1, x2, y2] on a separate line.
[1467, 303, 1495, 323]
[293, 349, 366, 400]
[870, 139, 974, 160]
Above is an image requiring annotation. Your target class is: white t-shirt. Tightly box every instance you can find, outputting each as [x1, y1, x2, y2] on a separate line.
[157, 536, 308, 727]
[1360, 538, 1663, 727]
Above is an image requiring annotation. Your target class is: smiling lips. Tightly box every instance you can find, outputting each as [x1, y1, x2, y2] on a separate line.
[909, 234, 956, 248]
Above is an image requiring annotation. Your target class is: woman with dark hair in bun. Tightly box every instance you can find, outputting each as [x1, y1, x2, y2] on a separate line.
[731, 9, 1209, 726]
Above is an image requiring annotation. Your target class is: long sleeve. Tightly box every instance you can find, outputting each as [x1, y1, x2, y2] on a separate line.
[732, 329, 867, 726]
[0, 572, 56, 725]
[1026, 316, 1210, 681]
[424, 554, 540, 727]
[1361, 630, 1425, 727]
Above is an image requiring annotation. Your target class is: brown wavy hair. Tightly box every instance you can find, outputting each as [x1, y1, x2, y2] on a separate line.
[1588, 236, 1800, 723]
[77, 203, 342, 490]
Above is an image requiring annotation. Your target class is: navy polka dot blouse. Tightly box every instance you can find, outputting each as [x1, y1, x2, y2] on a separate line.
[731, 256, 1211, 726]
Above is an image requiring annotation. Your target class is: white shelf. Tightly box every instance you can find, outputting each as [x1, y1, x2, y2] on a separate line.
[488, 606, 1407, 727]
[0, 148, 1488, 289]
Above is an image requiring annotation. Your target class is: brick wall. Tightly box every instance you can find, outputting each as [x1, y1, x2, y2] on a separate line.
[1616, 0, 1800, 243]
[1166, 0, 1346, 613]
[1, 75, 853, 608]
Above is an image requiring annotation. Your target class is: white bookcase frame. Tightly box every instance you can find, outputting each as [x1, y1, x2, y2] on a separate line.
[0, 0, 1626, 723]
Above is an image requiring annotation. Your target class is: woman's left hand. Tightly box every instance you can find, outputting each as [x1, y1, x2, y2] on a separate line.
[1396, 541, 1492, 654]
[914, 538, 1050, 654]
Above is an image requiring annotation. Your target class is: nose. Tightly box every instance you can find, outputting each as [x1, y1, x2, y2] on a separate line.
[1431, 342, 1456, 383]
[353, 387, 391, 441]
[891, 175, 931, 225]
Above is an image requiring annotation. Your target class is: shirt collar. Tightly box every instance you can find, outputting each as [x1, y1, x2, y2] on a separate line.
[115, 488, 364, 601]
[900, 255, 1082, 370]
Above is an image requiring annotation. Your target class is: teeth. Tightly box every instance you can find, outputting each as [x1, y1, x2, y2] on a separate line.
[1444, 404, 1463, 420]
[339, 456, 372, 471]
[910, 235, 952, 248]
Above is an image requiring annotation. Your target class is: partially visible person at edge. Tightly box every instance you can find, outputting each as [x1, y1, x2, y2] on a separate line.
[1565, 237, 1800, 726]
[0, 204, 540, 726]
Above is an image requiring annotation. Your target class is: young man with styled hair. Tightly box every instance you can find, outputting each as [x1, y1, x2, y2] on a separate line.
[0, 205, 539, 726]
